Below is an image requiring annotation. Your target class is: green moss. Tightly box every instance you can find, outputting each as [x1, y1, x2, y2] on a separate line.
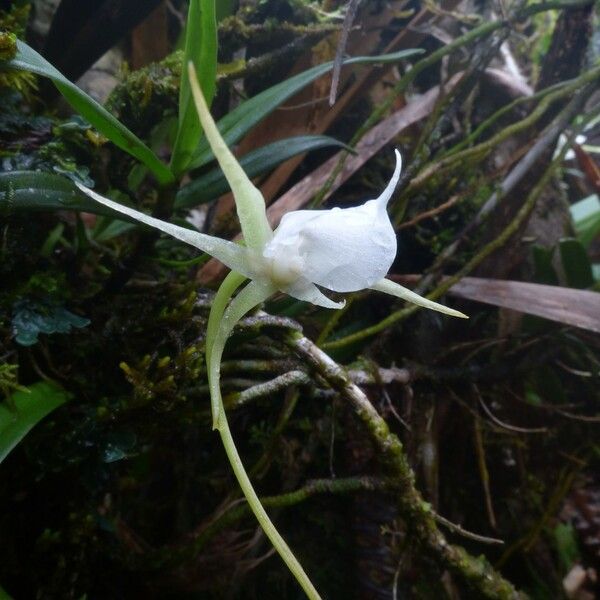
[0, 3, 30, 38]
[106, 51, 183, 138]
[0, 31, 16, 61]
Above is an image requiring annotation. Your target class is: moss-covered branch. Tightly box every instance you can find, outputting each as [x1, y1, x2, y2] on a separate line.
[287, 333, 527, 600]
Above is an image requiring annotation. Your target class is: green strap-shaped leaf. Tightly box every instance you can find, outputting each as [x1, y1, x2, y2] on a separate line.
[0, 381, 71, 464]
[6, 41, 174, 186]
[188, 48, 424, 169]
[175, 134, 350, 208]
[170, 0, 217, 176]
[0, 135, 348, 219]
[0, 171, 138, 221]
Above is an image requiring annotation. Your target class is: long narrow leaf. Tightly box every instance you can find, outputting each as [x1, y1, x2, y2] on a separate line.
[175, 134, 350, 208]
[170, 0, 217, 175]
[446, 277, 600, 333]
[0, 381, 71, 464]
[0, 171, 138, 221]
[188, 48, 424, 169]
[6, 41, 174, 186]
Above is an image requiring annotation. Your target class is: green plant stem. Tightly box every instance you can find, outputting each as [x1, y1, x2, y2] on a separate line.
[206, 280, 321, 599]
[443, 77, 578, 158]
[217, 419, 322, 599]
[205, 271, 247, 369]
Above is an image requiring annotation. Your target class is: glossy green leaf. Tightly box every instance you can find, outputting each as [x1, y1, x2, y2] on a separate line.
[0, 171, 138, 221]
[0, 381, 71, 464]
[570, 194, 600, 248]
[175, 134, 351, 209]
[170, 0, 217, 175]
[188, 48, 424, 169]
[559, 237, 594, 289]
[6, 41, 174, 185]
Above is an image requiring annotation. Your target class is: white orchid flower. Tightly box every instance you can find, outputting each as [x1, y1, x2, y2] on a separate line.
[75, 63, 467, 600]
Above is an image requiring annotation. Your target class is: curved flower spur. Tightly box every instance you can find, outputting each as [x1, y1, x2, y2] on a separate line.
[76, 63, 467, 599]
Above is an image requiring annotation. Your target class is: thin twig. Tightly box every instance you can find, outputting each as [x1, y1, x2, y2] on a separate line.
[397, 194, 459, 229]
[329, 0, 362, 106]
[478, 393, 547, 433]
[434, 513, 505, 545]
[473, 404, 498, 529]
[226, 370, 312, 409]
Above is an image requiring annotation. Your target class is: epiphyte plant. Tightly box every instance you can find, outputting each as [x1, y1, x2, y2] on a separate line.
[76, 63, 467, 600]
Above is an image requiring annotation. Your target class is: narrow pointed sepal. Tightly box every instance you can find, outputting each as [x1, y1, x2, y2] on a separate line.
[187, 63, 273, 251]
[375, 149, 402, 209]
[370, 278, 468, 319]
[75, 182, 253, 278]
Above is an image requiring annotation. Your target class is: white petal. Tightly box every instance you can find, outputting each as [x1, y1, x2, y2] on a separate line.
[284, 278, 345, 309]
[76, 182, 253, 278]
[370, 278, 468, 318]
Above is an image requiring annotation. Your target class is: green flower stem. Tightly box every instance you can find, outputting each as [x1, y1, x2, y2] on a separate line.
[218, 421, 321, 599]
[206, 281, 321, 599]
[207, 280, 272, 430]
[205, 271, 247, 370]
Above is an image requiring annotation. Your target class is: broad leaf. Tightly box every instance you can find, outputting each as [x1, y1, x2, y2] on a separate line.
[0, 381, 71, 464]
[6, 41, 174, 185]
[175, 134, 351, 208]
[188, 49, 424, 169]
[170, 0, 217, 175]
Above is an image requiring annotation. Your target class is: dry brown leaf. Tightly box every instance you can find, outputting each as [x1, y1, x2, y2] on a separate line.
[447, 277, 600, 333]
